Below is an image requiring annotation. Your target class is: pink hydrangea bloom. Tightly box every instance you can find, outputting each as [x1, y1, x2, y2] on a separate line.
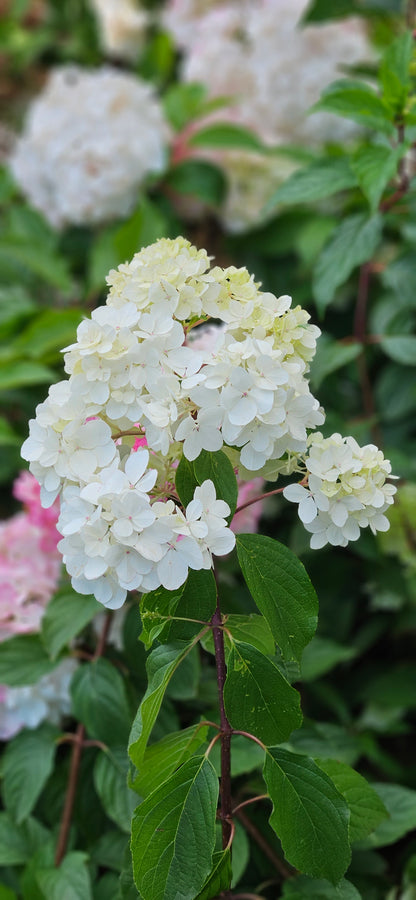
[0, 472, 61, 642]
[231, 478, 264, 534]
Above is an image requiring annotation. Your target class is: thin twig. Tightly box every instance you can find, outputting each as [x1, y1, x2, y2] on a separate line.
[235, 807, 294, 881]
[54, 610, 113, 866]
[234, 481, 306, 516]
[232, 794, 269, 815]
[54, 722, 85, 866]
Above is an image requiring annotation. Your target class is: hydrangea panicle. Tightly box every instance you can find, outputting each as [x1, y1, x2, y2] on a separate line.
[21, 237, 395, 607]
[9, 66, 169, 229]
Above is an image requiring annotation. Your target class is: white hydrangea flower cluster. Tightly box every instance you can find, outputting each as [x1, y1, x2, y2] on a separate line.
[0, 659, 77, 741]
[284, 433, 396, 549]
[89, 0, 148, 61]
[165, 0, 372, 148]
[9, 66, 169, 229]
[22, 236, 325, 608]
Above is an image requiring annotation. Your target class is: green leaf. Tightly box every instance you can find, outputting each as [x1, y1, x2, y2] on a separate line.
[165, 160, 226, 205]
[224, 614, 275, 657]
[0, 417, 20, 446]
[12, 308, 81, 360]
[263, 748, 351, 883]
[193, 449, 238, 519]
[0, 814, 49, 865]
[41, 588, 101, 660]
[128, 640, 199, 766]
[36, 851, 92, 900]
[71, 658, 132, 745]
[315, 759, 388, 844]
[0, 360, 54, 391]
[380, 335, 416, 365]
[195, 850, 232, 900]
[231, 821, 250, 887]
[266, 158, 357, 211]
[300, 636, 356, 682]
[282, 874, 362, 899]
[188, 122, 265, 152]
[288, 721, 361, 766]
[131, 756, 219, 900]
[166, 569, 217, 642]
[351, 143, 407, 212]
[313, 80, 394, 134]
[224, 641, 302, 745]
[0, 242, 71, 291]
[113, 197, 170, 262]
[313, 213, 382, 314]
[91, 829, 128, 872]
[0, 634, 56, 685]
[175, 454, 199, 507]
[1, 724, 58, 824]
[166, 646, 200, 700]
[357, 783, 416, 849]
[132, 724, 208, 797]
[88, 225, 121, 294]
[309, 336, 362, 390]
[0, 886, 18, 899]
[236, 534, 318, 662]
[139, 584, 185, 649]
[380, 31, 413, 115]
[94, 748, 137, 833]
[163, 82, 207, 130]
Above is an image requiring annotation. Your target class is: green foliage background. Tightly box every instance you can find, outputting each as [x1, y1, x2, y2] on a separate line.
[1, 0, 416, 897]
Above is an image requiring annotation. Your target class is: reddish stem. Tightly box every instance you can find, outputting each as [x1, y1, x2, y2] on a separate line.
[54, 722, 85, 866]
[54, 610, 113, 866]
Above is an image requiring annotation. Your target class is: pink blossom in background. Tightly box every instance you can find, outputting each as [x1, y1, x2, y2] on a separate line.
[0, 472, 61, 642]
[231, 478, 265, 534]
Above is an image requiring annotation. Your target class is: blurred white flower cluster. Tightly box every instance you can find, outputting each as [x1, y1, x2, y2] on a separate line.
[21, 237, 395, 606]
[9, 65, 169, 229]
[165, 0, 372, 231]
[0, 659, 77, 741]
[165, 0, 372, 148]
[89, 0, 148, 60]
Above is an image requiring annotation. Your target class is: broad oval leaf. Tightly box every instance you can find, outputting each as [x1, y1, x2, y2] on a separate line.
[282, 874, 361, 899]
[41, 589, 101, 660]
[2, 724, 58, 824]
[0, 634, 56, 686]
[71, 658, 132, 746]
[236, 534, 318, 662]
[224, 641, 302, 745]
[94, 748, 138, 833]
[189, 122, 265, 152]
[266, 158, 357, 211]
[313, 213, 382, 314]
[132, 724, 208, 798]
[380, 335, 416, 366]
[315, 758, 388, 844]
[357, 783, 416, 849]
[263, 747, 351, 883]
[193, 449, 238, 519]
[131, 756, 219, 900]
[165, 160, 227, 206]
[128, 640, 198, 766]
[175, 454, 199, 508]
[195, 850, 232, 900]
[36, 851, 92, 900]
